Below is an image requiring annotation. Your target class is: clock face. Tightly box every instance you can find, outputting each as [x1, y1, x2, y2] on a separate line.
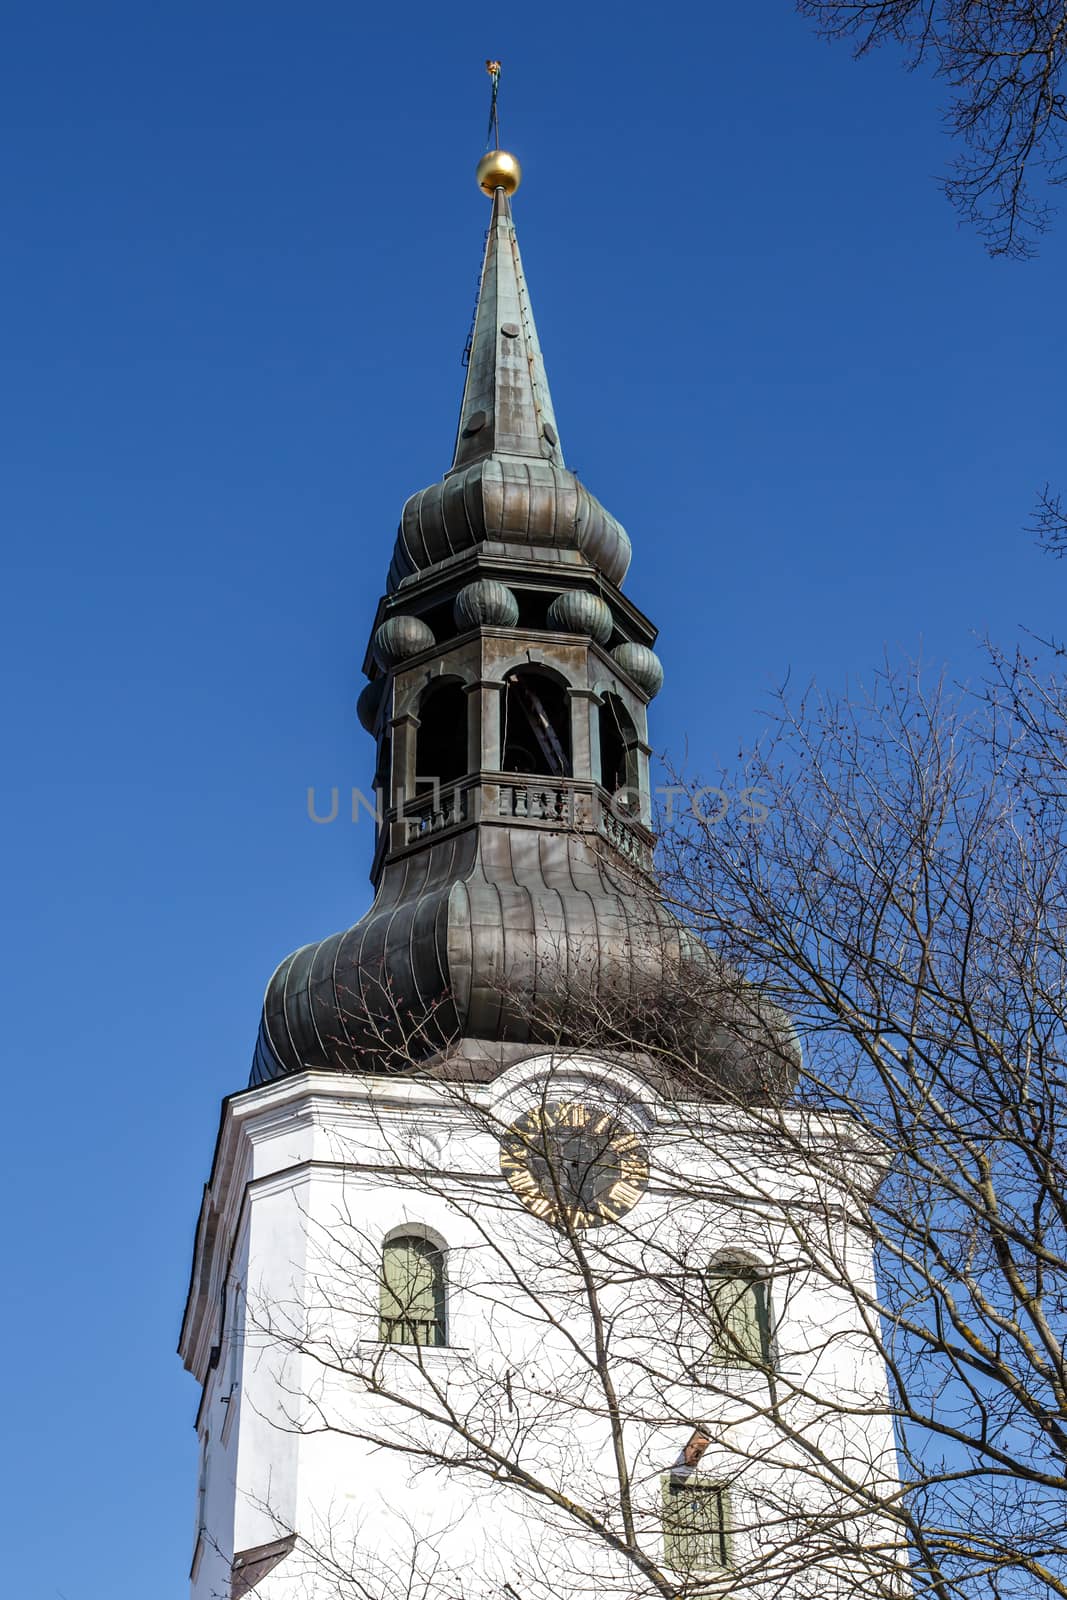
[499, 1101, 649, 1229]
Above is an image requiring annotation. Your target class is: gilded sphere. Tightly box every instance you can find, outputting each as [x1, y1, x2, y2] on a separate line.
[455, 579, 519, 630]
[373, 614, 435, 672]
[476, 148, 522, 196]
[611, 642, 664, 699]
[547, 591, 614, 646]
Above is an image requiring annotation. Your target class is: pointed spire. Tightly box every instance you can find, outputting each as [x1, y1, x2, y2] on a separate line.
[386, 154, 632, 594]
[451, 186, 564, 474]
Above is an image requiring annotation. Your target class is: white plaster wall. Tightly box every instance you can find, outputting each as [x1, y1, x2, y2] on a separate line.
[189, 1217, 249, 1598]
[182, 1063, 905, 1600]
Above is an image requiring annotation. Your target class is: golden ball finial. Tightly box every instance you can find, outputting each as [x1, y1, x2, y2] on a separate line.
[476, 149, 522, 197]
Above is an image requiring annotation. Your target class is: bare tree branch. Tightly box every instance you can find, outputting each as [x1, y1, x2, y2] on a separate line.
[1030, 484, 1067, 556]
[796, 1, 1067, 257]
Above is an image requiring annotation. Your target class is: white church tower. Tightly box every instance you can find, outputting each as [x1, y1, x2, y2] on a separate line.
[180, 142, 906, 1600]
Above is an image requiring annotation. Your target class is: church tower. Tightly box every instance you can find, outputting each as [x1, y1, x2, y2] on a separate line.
[180, 141, 903, 1600]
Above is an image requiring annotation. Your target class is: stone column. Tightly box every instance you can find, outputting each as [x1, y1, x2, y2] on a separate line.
[468, 679, 504, 773]
[567, 687, 599, 784]
[632, 739, 653, 826]
[388, 711, 419, 851]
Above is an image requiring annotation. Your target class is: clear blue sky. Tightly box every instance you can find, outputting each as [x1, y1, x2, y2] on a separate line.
[1, 4, 1062, 1595]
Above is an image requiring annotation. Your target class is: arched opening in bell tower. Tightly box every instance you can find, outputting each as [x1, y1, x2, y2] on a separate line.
[500, 668, 572, 778]
[415, 681, 468, 791]
[599, 693, 640, 808]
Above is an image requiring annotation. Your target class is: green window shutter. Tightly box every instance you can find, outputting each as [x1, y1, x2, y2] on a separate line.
[662, 1476, 730, 1570]
[708, 1265, 771, 1366]
[227, 1283, 244, 1391]
[379, 1235, 446, 1346]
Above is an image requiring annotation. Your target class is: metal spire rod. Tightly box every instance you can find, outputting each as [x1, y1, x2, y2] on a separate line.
[485, 59, 502, 149]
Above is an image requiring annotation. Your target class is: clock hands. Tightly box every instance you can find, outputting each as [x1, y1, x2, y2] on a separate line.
[500, 1101, 649, 1229]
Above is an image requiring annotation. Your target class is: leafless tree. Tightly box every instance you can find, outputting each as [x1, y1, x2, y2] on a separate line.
[233, 650, 1066, 1600]
[796, 0, 1067, 259]
[798, 7, 1067, 569]
[1030, 485, 1067, 559]
[246, 995, 911, 1600]
[654, 644, 1067, 1600]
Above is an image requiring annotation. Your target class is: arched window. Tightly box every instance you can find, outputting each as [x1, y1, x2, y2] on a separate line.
[501, 669, 572, 777]
[415, 682, 468, 791]
[598, 692, 639, 803]
[379, 1234, 446, 1347]
[706, 1260, 771, 1367]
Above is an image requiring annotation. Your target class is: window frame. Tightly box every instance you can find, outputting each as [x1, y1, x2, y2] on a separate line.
[379, 1232, 448, 1348]
[196, 1428, 210, 1534]
[705, 1258, 773, 1369]
[226, 1280, 245, 1392]
[661, 1473, 731, 1572]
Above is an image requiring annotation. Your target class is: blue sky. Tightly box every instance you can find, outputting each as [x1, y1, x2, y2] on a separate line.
[1, 4, 1063, 1595]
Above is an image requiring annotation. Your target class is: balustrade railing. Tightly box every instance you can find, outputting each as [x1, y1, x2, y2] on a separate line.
[403, 784, 469, 844]
[392, 775, 653, 871]
[601, 804, 654, 870]
[496, 780, 591, 825]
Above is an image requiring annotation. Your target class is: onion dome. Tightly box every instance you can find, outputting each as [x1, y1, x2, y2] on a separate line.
[612, 642, 664, 699]
[356, 678, 386, 733]
[251, 829, 798, 1102]
[455, 579, 519, 630]
[547, 591, 614, 645]
[392, 462, 630, 592]
[372, 614, 435, 671]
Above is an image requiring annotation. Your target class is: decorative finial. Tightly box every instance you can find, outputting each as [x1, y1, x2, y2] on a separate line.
[476, 60, 521, 196]
[476, 149, 522, 196]
[485, 61, 502, 143]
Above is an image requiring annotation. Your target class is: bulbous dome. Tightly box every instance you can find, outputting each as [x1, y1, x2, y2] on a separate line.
[548, 590, 614, 645]
[356, 678, 386, 733]
[389, 459, 631, 593]
[373, 614, 435, 670]
[252, 831, 797, 1103]
[612, 642, 664, 699]
[455, 578, 520, 630]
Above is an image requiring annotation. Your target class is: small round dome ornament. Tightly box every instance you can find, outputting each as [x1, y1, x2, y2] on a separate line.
[476, 149, 522, 196]
[547, 591, 613, 646]
[612, 642, 664, 699]
[356, 678, 386, 733]
[373, 614, 435, 671]
[454, 579, 519, 630]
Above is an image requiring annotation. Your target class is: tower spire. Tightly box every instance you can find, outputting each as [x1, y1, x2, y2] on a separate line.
[452, 184, 564, 472]
[387, 138, 630, 594]
[457, 68, 564, 471]
[250, 118, 704, 1088]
